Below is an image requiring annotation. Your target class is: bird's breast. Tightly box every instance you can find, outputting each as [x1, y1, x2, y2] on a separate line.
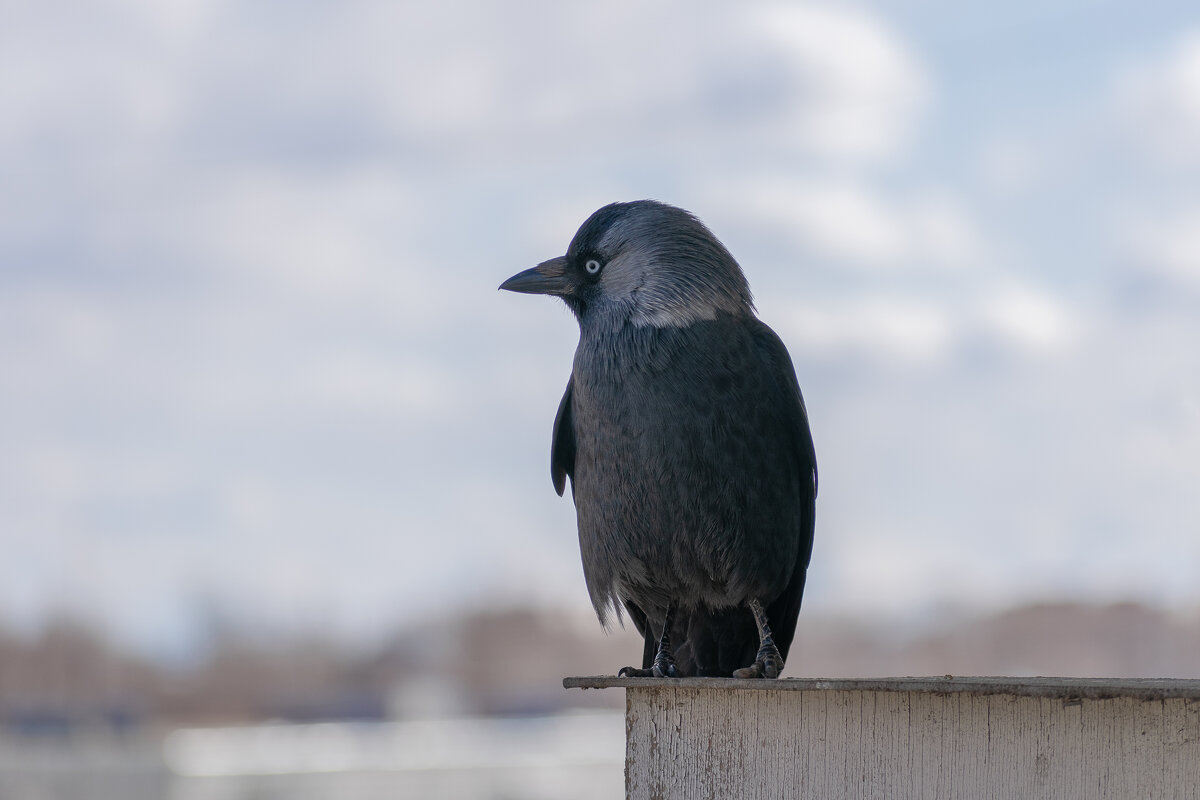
[567, 319, 800, 608]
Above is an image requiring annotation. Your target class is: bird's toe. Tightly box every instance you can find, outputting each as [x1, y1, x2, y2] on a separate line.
[732, 662, 764, 679]
[618, 666, 655, 678]
[733, 645, 784, 679]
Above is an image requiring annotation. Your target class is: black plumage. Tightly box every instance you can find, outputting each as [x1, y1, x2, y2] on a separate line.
[500, 200, 816, 678]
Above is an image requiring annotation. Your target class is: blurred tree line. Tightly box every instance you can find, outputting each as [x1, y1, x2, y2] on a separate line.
[1, 601, 1197, 736]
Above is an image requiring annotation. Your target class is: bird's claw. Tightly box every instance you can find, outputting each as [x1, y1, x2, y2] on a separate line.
[732, 643, 783, 679]
[617, 652, 677, 678]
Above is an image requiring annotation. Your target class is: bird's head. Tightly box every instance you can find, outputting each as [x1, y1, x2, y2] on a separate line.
[499, 201, 753, 329]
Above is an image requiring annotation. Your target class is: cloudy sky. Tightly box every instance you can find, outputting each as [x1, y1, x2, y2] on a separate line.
[2, 0, 1198, 656]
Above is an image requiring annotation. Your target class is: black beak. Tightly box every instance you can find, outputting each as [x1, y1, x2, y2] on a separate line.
[499, 256, 571, 296]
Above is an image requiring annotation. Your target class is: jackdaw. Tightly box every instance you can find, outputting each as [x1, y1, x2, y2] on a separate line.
[500, 200, 816, 678]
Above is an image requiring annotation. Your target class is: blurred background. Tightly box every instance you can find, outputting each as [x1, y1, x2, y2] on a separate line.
[2, 0, 1199, 797]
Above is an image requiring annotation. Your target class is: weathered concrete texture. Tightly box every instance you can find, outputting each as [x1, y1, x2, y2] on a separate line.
[565, 677, 1200, 800]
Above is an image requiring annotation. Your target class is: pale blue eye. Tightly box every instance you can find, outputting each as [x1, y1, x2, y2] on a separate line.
[585, 259, 602, 275]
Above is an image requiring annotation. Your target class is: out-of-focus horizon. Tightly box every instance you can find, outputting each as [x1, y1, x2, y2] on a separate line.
[3, 0, 1199, 664]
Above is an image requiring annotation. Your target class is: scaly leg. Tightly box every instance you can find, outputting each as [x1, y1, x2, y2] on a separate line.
[619, 604, 678, 678]
[732, 598, 783, 679]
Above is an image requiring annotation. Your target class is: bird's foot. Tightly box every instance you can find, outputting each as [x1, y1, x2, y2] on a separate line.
[620, 603, 679, 677]
[732, 641, 783, 679]
[618, 650, 677, 678]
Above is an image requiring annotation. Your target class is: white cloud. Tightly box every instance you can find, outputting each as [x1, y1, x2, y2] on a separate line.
[977, 281, 1080, 352]
[763, 179, 909, 264]
[1115, 29, 1200, 167]
[774, 295, 955, 364]
[1123, 208, 1200, 289]
[746, 4, 929, 162]
[186, 170, 427, 300]
[301, 1, 931, 166]
[717, 177, 981, 270]
[766, 276, 1078, 365]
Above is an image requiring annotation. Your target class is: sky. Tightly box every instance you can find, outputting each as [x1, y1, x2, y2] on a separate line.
[2, 0, 1199, 657]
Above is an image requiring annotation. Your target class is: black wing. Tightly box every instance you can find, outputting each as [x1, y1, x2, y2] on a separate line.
[751, 320, 817, 661]
[551, 377, 576, 497]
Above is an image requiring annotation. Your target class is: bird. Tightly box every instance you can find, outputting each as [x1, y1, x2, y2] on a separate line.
[499, 200, 816, 679]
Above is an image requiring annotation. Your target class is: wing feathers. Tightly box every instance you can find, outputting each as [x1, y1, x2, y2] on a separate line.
[551, 378, 576, 496]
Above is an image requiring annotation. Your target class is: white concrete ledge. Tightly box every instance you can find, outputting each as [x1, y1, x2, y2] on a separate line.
[566, 675, 1200, 800]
